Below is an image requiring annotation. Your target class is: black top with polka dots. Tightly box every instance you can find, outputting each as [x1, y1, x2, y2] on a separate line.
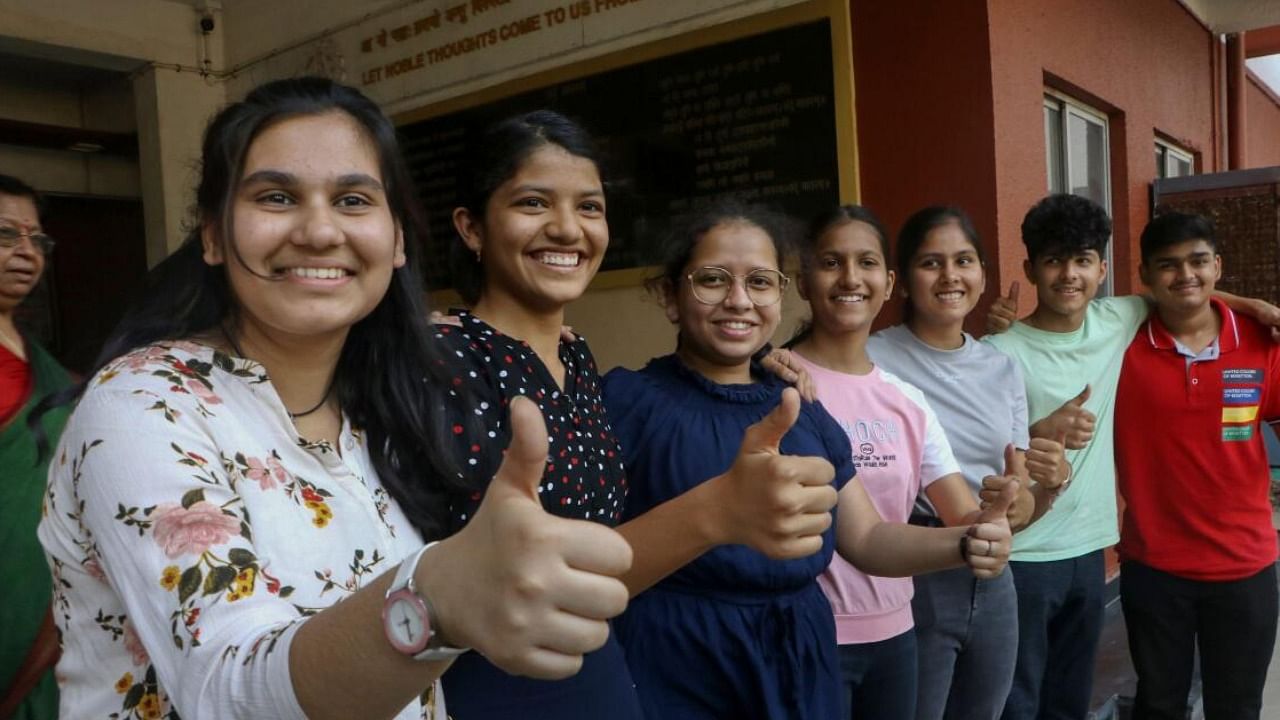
[433, 310, 628, 534]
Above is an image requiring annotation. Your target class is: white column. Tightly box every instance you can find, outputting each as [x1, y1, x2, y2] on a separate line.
[133, 68, 225, 265]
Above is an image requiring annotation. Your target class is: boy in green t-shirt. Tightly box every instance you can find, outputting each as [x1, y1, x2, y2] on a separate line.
[983, 194, 1139, 720]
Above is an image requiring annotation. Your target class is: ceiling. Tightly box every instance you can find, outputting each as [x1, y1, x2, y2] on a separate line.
[0, 50, 130, 87]
[1181, 0, 1280, 33]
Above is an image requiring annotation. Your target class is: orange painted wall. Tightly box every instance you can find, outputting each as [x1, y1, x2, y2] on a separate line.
[1246, 72, 1280, 168]
[849, 0, 1220, 322]
[986, 0, 1217, 298]
[848, 0, 999, 333]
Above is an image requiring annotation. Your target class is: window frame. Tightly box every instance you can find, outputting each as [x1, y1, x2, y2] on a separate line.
[1155, 138, 1194, 179]
[1044, 90, 1114, 296]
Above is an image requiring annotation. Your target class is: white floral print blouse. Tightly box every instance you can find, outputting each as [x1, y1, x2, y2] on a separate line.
[38, 341, 442, 720]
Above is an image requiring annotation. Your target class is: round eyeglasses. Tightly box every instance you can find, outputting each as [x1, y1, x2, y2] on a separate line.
[0, 221, 55, 255]
[685, 266, 789, 307]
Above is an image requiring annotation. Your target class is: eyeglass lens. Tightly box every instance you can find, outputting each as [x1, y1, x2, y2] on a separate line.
[688, 267, 785, 305]
[0, 223, 55, 254]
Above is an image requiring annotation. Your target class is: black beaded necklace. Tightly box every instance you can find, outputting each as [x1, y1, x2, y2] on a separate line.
[221, 325, 335, 420]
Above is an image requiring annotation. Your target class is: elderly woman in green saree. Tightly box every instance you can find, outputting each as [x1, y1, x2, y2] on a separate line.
[0, 173, 71, 720]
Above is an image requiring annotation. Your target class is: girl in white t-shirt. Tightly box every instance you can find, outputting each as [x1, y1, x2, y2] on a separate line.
[865, 206, 1069, 720]
[784, 205, 1021, 720]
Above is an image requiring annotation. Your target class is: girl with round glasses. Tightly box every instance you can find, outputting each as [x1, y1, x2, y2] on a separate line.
[602, 198, 1016, 719]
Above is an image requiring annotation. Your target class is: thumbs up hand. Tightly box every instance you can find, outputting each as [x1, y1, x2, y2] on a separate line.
[704, 388, 839, 559]
[1025, 430, 1070, 491]
[422, 397, 633, 680]
[967, 463, 1016, 578]
[1031, 385, 1095, 450]
[985, 282, 1021, 335]
[979, 444, 1031, 530]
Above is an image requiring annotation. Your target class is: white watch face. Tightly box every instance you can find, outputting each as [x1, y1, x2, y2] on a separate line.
[387, 597, 426, 648]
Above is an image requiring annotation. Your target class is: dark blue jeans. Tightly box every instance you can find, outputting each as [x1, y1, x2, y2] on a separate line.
[838, 629, 918, 720]
[1000, 550, 1106, 720]
[1121, 561, 1278, 720]
[913, 567, 1018, 720]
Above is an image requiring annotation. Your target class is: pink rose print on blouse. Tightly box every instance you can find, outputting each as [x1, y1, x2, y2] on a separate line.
[185, 379, 222, 405]
[125, 346, 169, 371]
[244, 457, 276, 491]
[122, 621, 150, 667]
[244, 454, 292, 491]
[151, 502, 242, 558]
[82, 558, 107, 583]
[266, 455, 291, 485]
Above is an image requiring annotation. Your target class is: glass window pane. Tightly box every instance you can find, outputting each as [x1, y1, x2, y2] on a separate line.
[1045, 104, 1064, 193]
[1173, 156, 1192, 177]
[1067, 112, 1107, 208]
[1156, 146, 1166, 178]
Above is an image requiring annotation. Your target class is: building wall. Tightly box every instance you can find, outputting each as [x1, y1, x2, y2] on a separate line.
[847, 0, 999, 333]
[217, 0, 822, 371]
[219, 0, 811, 112]
[987, 0, 1217, 296]
[0, 65, 141, 197]
[0, 0, 227, 260]
[1246, 71, 1280, 168]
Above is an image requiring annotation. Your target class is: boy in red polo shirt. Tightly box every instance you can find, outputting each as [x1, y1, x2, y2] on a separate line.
[1115, 212, 1280, 720]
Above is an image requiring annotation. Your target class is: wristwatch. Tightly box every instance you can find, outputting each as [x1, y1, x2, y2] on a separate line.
[382, 541, 468, 661]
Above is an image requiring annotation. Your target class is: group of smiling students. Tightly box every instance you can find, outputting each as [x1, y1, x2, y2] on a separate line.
[23, 75, 1280, 720]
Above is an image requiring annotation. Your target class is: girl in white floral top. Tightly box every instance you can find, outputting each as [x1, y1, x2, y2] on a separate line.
[35, 78, 633, 720]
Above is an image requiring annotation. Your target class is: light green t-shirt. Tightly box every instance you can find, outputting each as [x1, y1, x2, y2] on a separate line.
[983, 295, 1148, 562]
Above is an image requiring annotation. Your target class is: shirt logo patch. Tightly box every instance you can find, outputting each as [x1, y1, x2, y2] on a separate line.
[1223, 387, 1261, 405]
[1223, 368, 1264, 384]
[1222, 406, 1260, 423]
[1223, 425, 1255, 442]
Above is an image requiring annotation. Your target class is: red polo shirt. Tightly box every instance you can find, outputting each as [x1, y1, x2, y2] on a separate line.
[1116, 298, 1280, 581]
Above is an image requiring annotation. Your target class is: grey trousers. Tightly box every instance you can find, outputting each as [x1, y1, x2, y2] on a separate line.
[911, 566, 1019, 720]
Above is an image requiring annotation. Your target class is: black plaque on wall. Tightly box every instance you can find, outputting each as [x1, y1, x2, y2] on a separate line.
[398, 19, 839, 290]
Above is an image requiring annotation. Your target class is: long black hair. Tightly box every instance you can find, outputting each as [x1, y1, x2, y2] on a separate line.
[450, 110, 605, 305]
[785, 204, 888, 347]
[896, 205, 984, 325]
[35, 77, 468, 540]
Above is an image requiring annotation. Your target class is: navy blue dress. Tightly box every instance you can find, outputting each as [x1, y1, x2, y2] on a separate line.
[429, 312, 643, 720]
[602, 354, 855, 720]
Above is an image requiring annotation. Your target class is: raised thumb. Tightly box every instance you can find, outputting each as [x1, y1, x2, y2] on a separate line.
[486, 396, 549, 504]
[1003, 443, 1017, 476]
[742, 387, 802, 454]
[1069, 384, 1092, 407]
[978, 477, 1018, 523]
[1007, 281, 1020, 302]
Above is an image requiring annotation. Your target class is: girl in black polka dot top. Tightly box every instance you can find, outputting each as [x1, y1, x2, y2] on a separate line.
[434, 309, 625, 531]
